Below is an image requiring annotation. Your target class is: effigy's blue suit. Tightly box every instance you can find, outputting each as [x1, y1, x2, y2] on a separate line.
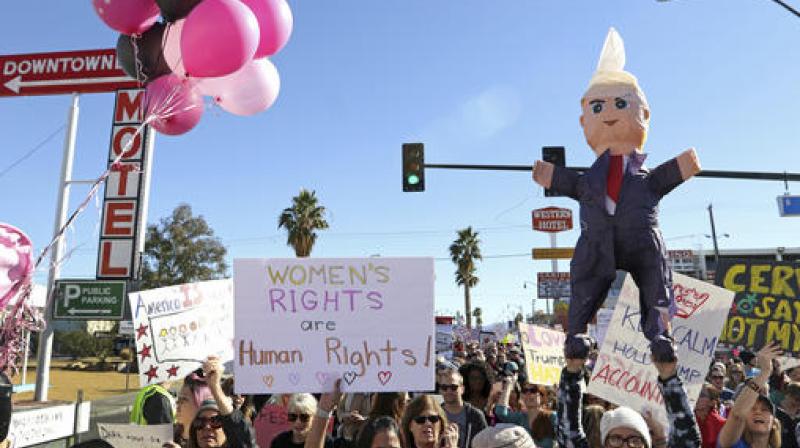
[550, 149, 685, 343]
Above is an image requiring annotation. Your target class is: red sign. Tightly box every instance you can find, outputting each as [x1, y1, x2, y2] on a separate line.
[0, 49, 140, 97]
[532, 207, 573, 233]
[97, 89, 151, 279]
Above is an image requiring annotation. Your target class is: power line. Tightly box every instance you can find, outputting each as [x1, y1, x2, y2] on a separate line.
[769, 0, 800, 18]
[0, 124, 66, 180]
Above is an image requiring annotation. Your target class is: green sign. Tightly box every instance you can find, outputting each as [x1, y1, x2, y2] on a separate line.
[54, 280, 126, 320]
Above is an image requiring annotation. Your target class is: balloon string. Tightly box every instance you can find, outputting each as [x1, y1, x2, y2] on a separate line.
[130, 35, 148, 85]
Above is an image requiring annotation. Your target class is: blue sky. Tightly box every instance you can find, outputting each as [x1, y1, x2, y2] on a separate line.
[1, 1, 799, 324]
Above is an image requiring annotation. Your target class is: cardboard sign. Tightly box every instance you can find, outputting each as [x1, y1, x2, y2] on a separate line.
[234, 258, 435, 393]
[587, 273, 734, 426]
[8, 402, 91, 447]
[716, 260, 800, 354]
[519, 324, 565, 386]
[130, 279, 234, 386]
[98, 423, 172, 448]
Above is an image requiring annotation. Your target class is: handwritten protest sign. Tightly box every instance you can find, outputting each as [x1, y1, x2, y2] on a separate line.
[594, 308, 614, 348]
[436, 323, 454, 356]
[587, 273, 733, 426]
[234, 258, 435, 393]
[98, 423, 172, 448]
[453, 326, 480, 344]
[254, 404, 293, 448]
[130, 279, 234, 386]
[716, 260, 800, 354]
[519, 324, 565, 386]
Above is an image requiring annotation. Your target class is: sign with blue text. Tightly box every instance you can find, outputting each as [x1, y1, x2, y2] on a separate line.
[587, 272, 734, 427]
[234, 258, 435, 393]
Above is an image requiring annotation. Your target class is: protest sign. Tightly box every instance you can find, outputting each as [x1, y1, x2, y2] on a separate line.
[254, 404, 293, 448]
[234, 258, 435, 393]
[519, 324, 565, 386]
[716, 260, 800, 354]
[453, 326, 480, 344]
[436, 323, 454, 355]
[594, 308, 614, 348]
[587, 273, 733, 426]
[98, 423, 172, 448]
[129, 279, 234, 386]
[7, 402, 91, 448]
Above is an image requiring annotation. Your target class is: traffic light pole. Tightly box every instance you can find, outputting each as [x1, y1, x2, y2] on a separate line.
[424, 163, 800, 182]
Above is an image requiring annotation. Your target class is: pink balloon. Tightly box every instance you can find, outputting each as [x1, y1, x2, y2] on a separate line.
[198, 58, 280, 116]
[92, 0, 161, 35]
[240, 0, 294, 57]
[162, 19, 187, 78]
[0, 223, 34, 309]
[180, 0, 260, 78]
[145, 74, 204, 135]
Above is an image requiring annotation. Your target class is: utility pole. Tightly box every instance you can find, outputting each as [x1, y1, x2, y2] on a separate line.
[707, 203, 721, 271]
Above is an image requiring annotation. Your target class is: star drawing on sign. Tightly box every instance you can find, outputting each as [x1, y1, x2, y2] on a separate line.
[136, 323, 149, 340]
[139, 343, 152, 362]
[167, 364, 180, 378]
[144, 365, 159, 383]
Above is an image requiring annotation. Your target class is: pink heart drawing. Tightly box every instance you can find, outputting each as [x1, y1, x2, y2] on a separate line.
[262, 375, 274, 388]
[343, 371, 358, 386]
[288, 372, 301, 385]
[377, 371, 392, 386]
[316, 372, 330, 386]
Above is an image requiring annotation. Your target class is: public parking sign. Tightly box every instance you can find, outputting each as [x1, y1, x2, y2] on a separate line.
[54, 280, 126, 320]
[532, 207, 573, 232]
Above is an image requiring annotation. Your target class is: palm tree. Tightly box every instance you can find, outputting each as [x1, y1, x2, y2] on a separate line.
[449, 227, 482, 329]
[473, 307, 483, 329]
[278, 189, 329, 257]
[514, 312, 524, 330]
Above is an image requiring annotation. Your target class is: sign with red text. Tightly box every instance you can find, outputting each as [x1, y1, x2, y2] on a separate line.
[0, 49, 138, 97]
[532, 207, 572, 233]
[586, 273, 733, 426]
[519, 324, 565, 386]
[234, 258, 435, 393]
[96, 88, 152, 279]
[129, 279, 234, 387]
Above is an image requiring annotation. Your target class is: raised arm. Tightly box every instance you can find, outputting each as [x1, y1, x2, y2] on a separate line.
[652, 359, 701, 448]
[717, 343, 781, 448]
[306, 379, 342, 448]
[534, 161, 581, 200]
[556, 359, 589, 448]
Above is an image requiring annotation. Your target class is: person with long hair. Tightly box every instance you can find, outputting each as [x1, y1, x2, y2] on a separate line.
[173, 370, 215, 446]
[494, 379, 556, 448]
[306, 381, 400, 448]
[221, 377, 257, 423]
[273, 393, 330, 448]
[370, 393, 409, 424]
[401, 395, 458, 448]
[459, 362, 494, 415]
[717, 343, 783, 448]
[695, 383, 726, 448]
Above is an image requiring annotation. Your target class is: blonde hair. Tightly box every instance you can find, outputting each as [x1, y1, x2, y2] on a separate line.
[288, 393, 317, 415]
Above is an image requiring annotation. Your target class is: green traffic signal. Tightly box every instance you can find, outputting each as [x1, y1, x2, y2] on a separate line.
[402, 143, 425, 192]
[407, 174, 420, 185]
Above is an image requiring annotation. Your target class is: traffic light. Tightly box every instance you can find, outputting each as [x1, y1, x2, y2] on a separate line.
[542, 146, 565, 197]
[402, 143, 425, 192]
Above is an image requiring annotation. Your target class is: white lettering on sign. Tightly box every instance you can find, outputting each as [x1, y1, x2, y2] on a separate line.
[2, 54, 115, 77]
[63, 284, 81, 308]
[533, 210, 571, 219]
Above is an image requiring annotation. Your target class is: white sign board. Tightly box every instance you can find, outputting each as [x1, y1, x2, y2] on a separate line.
[98, 423, 173, 448]
[129, 279, 234, 387]
[594, 308, 614, 348]
[234, 258, 435, 393]
[587, 273, 734, 426]
[8, 402, 91, 447]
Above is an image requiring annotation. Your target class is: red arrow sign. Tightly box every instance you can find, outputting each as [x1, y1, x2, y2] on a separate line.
[0, 48, 141, 97]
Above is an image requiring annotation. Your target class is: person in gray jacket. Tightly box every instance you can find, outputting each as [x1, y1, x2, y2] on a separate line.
[439, 369, 487, 448]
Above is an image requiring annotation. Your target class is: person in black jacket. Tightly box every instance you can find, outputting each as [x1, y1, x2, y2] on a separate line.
[439, 369, 488, 448]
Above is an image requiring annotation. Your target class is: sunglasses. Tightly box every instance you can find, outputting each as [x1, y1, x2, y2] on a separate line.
[711, 375, 725, 380]
[192, 415, 223, 430]
[288, 413, 311, 423]
[413, 415, 441, 425]
[522, 387, 542, 395]
[606, 434, 645, 448]
[438, 384, 460, 392]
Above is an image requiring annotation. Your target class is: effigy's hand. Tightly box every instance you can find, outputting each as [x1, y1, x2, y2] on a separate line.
[533, 160, 554, 188]
[651, 356, 678, 381]
[677, 148, 701, 180]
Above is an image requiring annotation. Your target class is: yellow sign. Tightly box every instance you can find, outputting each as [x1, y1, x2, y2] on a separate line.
[532, 247, 575, 259]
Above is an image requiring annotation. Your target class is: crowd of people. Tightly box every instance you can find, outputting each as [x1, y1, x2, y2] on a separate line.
[2, 338, 799, 448]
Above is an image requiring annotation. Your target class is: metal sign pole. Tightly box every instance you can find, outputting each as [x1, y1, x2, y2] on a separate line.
[34, 93, 79, 402]
[549, 233, 557, 322]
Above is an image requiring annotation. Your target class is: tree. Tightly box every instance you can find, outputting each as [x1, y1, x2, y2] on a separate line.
[141, 204, 228, 289]
[449, 227, 482, 329]
[473, 307, 483, 329]
[278, 189, 329, 257]
[514, 312, 524, 330]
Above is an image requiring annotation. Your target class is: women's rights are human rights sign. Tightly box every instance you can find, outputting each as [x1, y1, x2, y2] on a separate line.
[234, 258, 435, 393]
